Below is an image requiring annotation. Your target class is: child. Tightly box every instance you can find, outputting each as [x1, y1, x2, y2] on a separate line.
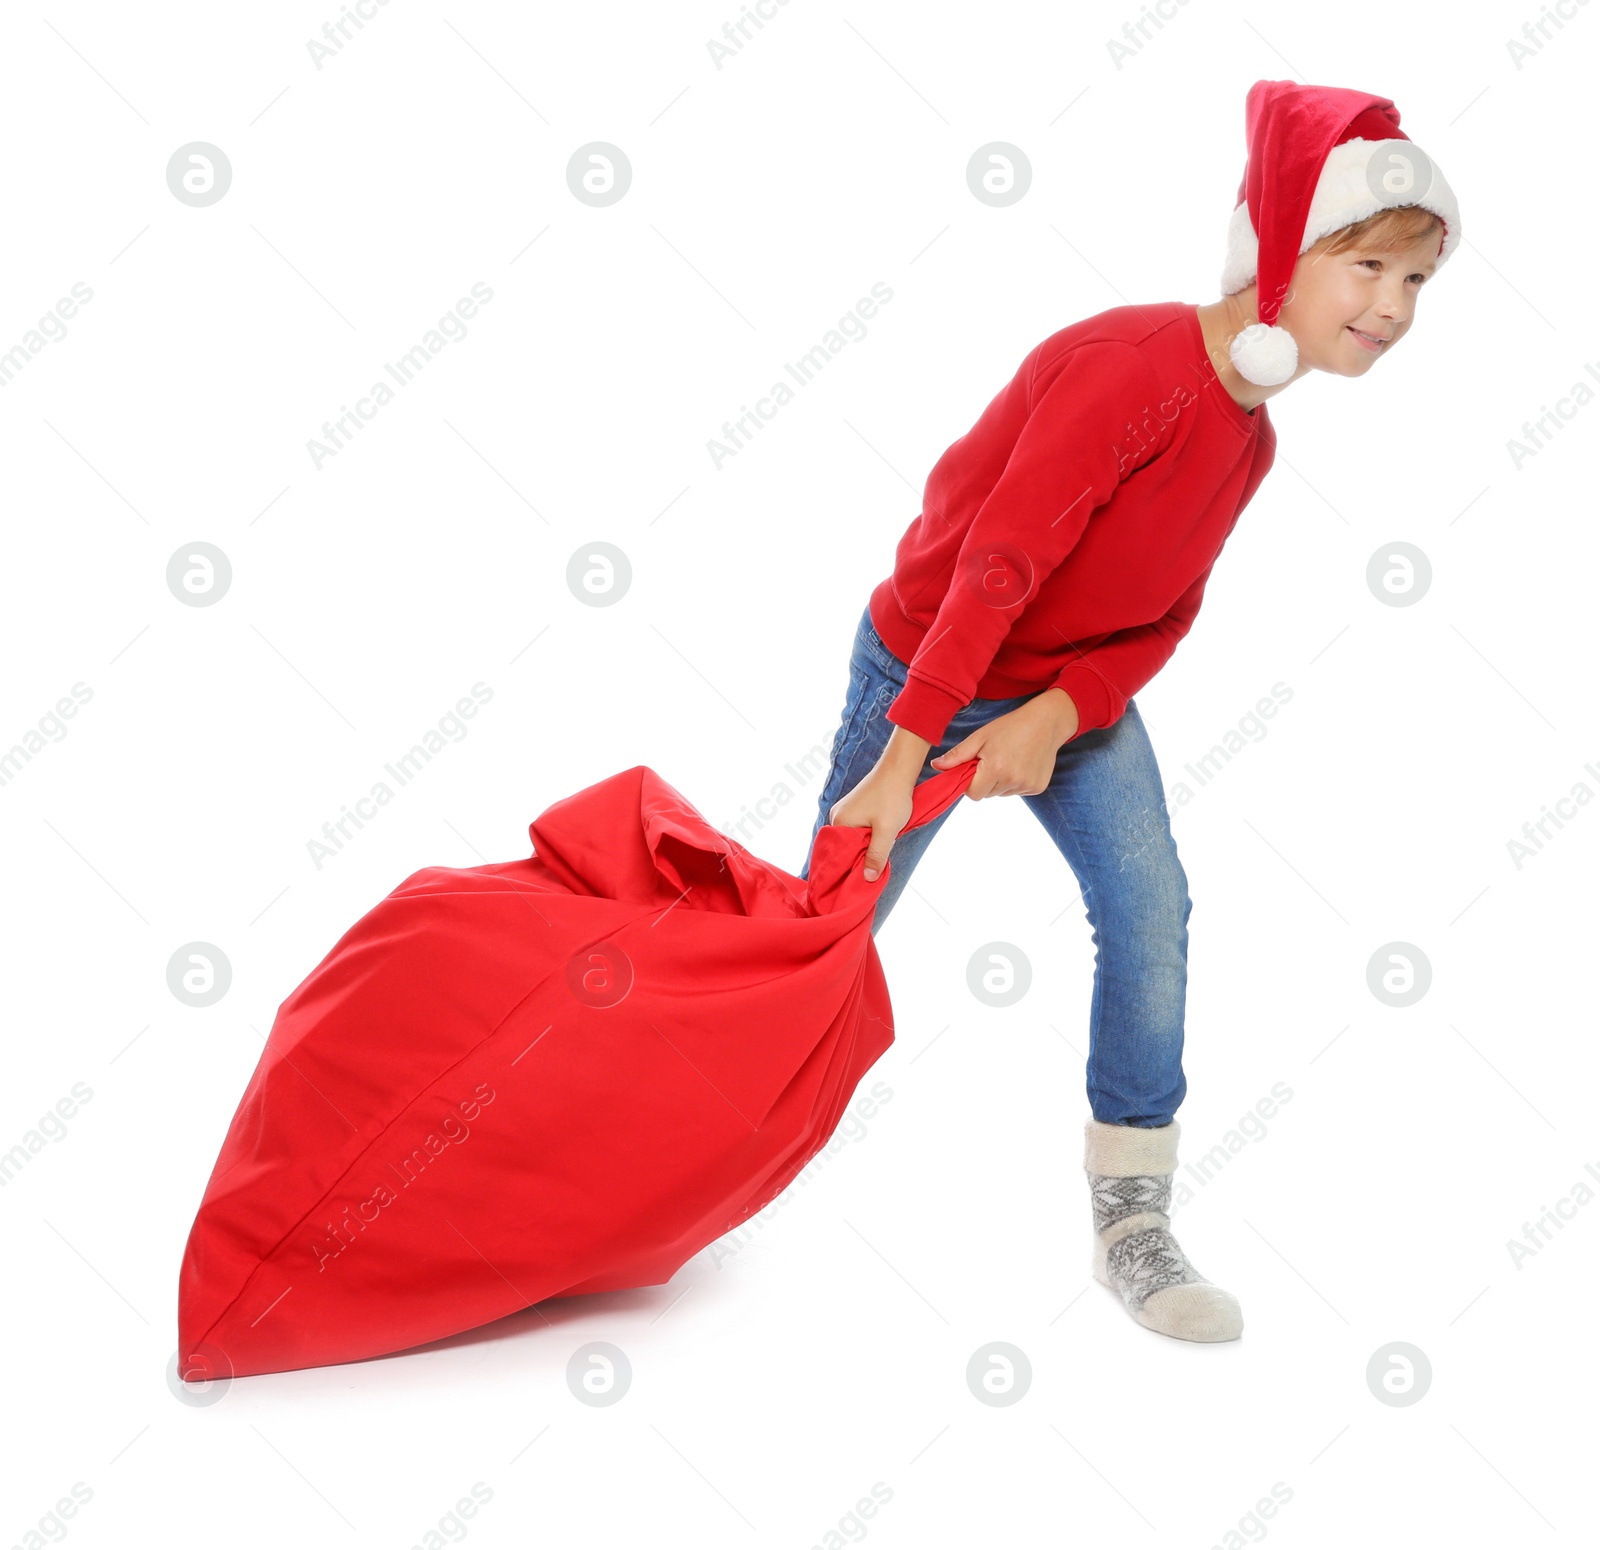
[798, 80, 1461, 1342]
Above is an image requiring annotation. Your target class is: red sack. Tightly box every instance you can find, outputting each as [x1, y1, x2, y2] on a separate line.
[177, 757, 978, 1379]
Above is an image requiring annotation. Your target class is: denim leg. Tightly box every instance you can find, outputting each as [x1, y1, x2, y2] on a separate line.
[1019, 700, 1190, 1128]
[800, 604, 1029, 936]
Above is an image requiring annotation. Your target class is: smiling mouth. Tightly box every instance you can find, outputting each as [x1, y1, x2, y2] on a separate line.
[1348, 327, 1391, 350]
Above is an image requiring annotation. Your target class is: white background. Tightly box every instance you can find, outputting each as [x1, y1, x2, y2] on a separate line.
[2, 2, 1594, 1546]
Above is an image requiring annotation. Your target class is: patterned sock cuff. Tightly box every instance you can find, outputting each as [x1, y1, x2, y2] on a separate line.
[1088, 1169, 1174, 1234]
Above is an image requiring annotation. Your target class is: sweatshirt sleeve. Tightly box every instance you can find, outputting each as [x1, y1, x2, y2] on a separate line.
[885, 341, 1167, 745]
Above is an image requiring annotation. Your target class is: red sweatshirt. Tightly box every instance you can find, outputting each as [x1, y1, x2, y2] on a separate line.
[869, 301, 1277, 746]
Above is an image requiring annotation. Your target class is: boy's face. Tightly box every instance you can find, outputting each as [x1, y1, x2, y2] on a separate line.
[1276, 220, 1441, 378]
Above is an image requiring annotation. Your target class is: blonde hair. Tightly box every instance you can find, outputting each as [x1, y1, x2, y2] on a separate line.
[1320, 203, 1442, 258]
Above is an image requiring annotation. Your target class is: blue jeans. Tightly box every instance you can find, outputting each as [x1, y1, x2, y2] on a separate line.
[799, 603, 1190, 1128]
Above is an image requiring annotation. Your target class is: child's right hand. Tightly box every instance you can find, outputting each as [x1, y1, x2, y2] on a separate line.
[828, 765, 917, 881]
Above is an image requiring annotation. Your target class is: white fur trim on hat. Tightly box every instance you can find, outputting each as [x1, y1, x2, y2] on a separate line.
[1220, 135, 1463, 297]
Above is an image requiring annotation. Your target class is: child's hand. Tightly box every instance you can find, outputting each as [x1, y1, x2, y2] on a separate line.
[828, 767, 916, 881]
[930, 689, 1079, 800]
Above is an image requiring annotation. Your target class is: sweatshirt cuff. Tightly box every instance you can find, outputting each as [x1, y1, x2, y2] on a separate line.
[1051, 663, 1115, 740]
[886, 675, 968, 746]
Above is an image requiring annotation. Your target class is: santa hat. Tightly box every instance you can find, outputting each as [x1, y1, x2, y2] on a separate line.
[1221, 80, 1462, 386]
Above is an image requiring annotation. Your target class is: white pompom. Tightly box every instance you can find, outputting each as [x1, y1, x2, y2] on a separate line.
[1229, 322, 1298, 386]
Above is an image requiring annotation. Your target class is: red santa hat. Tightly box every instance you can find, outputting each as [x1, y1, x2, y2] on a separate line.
[1221, 80, 1463, 386]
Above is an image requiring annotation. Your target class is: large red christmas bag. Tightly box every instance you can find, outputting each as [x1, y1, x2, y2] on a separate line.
[177, 757, 978, 1379]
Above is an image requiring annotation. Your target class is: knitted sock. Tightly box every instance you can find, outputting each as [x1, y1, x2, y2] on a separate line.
[1083, 1117, 1243, 1343]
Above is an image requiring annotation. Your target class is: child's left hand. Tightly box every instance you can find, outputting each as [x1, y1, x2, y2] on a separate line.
[930, 689, 1079, 800]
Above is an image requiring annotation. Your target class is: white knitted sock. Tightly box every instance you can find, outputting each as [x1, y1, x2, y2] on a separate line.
[1083, 1117, 1243, 1343]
